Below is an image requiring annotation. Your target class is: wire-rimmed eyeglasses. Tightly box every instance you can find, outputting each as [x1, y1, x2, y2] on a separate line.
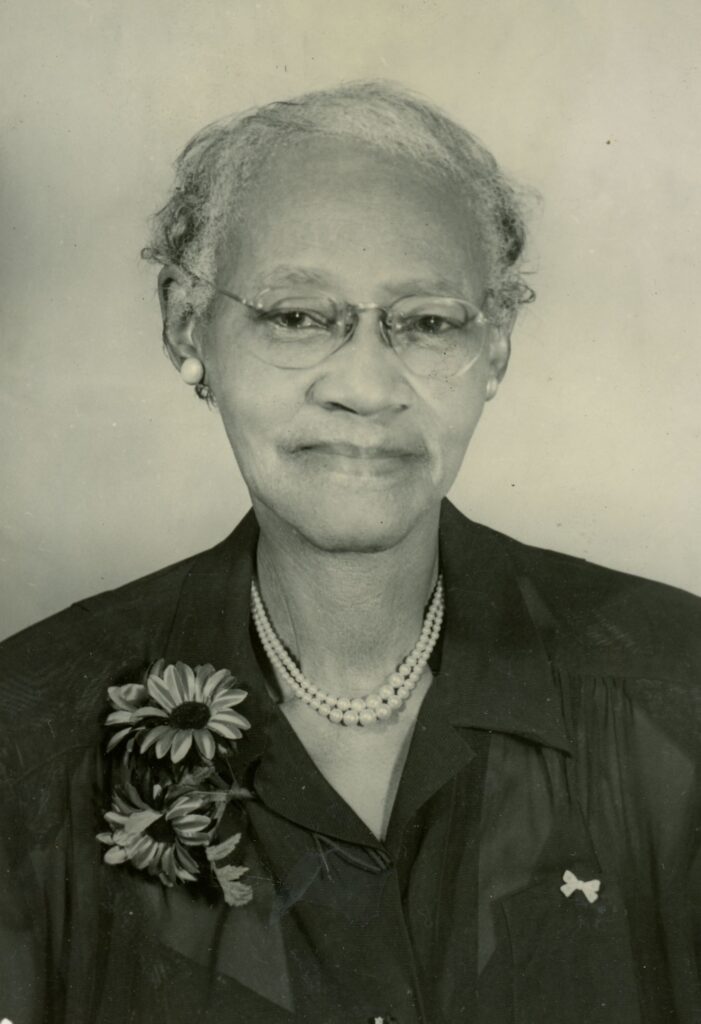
[186, 270, 493, 378]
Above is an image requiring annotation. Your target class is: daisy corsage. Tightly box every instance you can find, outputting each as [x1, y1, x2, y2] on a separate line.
[98, 660, 255, 903]
[105, 659, 251, 760]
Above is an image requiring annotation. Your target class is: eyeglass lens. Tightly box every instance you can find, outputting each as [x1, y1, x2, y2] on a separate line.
[241, 291, 487, 377]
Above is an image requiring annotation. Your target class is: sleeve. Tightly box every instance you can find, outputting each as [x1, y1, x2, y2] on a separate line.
[567, 671, 701, 1020]
[0, 768, 52, 1024]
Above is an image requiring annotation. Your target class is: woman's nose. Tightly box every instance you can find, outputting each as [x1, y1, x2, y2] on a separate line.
[308, 309, 410, 416]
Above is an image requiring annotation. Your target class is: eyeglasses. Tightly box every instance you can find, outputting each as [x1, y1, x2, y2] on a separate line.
[188, 272, 492, 378]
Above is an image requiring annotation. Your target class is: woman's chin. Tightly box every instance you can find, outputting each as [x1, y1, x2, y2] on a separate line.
[266, 491, 431, 553]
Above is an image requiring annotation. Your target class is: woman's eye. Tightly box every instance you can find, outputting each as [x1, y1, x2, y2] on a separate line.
[266, 310, 327, 330]
[405, 315, 456, 335]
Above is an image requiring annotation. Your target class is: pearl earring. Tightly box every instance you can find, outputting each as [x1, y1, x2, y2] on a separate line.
[180, 357, 204, 385]
[485, 377, 498, 400]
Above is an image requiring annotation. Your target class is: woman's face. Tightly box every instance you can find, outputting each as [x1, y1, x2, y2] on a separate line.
[197, 138, 508, 552]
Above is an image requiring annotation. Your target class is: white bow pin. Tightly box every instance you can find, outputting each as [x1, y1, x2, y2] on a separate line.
[560, 869, 601, 904]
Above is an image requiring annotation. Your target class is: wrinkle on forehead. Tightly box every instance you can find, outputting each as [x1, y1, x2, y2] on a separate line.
[255, 265, 475, 301]
[216, 135, 488, 302]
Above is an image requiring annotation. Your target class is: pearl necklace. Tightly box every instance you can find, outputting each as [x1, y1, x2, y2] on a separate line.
[250, 575, 444, 727]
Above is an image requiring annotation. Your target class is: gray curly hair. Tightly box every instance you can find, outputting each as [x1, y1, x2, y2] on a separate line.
[143, 80, 535, 327]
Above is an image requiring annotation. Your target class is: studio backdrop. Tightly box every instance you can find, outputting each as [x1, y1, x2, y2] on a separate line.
[1, 0, 700, 639]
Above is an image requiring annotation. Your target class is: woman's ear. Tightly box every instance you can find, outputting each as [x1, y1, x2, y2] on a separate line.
[488, 326, 512, 382]
[484, 313, 515, 401]
[158, 265, 201, 369]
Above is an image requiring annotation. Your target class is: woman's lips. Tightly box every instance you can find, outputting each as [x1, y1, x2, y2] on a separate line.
[289, 441, 424, 477]
[299, 441, 420, 458]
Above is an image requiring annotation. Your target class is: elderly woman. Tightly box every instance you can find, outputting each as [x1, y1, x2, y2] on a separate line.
[0, 82, 699, 1024]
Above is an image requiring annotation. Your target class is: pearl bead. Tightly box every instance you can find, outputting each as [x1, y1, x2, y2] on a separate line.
[249, 574, 444, 729]
[180, 356, 204, 384]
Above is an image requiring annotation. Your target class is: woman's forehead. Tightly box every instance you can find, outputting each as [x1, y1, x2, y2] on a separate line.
[217, 136, 487, 297]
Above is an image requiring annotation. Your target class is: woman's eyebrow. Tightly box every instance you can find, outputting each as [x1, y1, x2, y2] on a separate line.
[256, 267, 467, 297]
[258, 266, 336, 289]
[383, 275, 467, 296]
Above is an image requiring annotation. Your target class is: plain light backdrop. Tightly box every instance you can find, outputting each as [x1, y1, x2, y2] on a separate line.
[1, 0, 700, 640]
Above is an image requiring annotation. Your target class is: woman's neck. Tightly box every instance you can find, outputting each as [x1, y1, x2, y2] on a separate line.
[253, 504, 441, 700]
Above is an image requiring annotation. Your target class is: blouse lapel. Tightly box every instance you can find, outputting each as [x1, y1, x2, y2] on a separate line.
[437, 500, 572, 755]
[160, 510, 273, 771]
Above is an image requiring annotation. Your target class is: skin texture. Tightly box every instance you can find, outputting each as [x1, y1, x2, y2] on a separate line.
[163, 137, 510, 557]
[160, 137, 514, 836]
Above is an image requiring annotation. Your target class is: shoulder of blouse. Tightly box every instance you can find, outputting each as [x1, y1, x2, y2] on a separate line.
[0, 535, 234, 784]
[484, 527, 701, 680]
[466, 526, 701, 778]
[476, 527, 701, 757]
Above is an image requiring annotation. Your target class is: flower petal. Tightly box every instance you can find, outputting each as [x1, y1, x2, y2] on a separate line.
[179, 833, 211, 847]
[165, 795, 206, 819]
[174, 814, 211, 830]
[106, 709, 135, 726]
[166, 663, 190, 703]
[147, 675, 178, 712]
[175, 866, 199, 882]
[123, 779, 150, 810]
[208, 720, 243, 740]
[160, 845, 176, 881]
[170, 730, 193, 764]
[107, 683, 147, 711]
[139, 724, 173, 754]
[111, 830, 132, 848]
[131, 840, 160, 869]
[105, 811, 128, 827]
[106, 727, 132, 752]
[195, 664, 216, 698]
[123, 809, 163, 835]
[133, 706, 168, 720]
[211, 710, 251, 731]
[104, 846, 129, 865]
[175, 845, 199, 872]
[155, 729, 177, 759]
[210, 689, 248, 710]
[177, 662, 197, 694]
[201, 668, 233, 701]
[193, 729, 216, 761]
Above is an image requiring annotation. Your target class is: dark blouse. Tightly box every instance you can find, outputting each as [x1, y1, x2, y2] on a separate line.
[1, 501, 700, 1023]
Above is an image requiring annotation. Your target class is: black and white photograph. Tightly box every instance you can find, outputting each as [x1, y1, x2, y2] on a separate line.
[1, 2, 700, 1021]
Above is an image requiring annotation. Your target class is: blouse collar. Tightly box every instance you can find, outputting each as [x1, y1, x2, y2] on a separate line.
[436, 500, 572, 755]
[160, 499, 572, 825]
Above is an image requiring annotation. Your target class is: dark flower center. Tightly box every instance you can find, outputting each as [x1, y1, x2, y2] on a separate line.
[146, 816, 177, 844]
[169, 701, 210, 729]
